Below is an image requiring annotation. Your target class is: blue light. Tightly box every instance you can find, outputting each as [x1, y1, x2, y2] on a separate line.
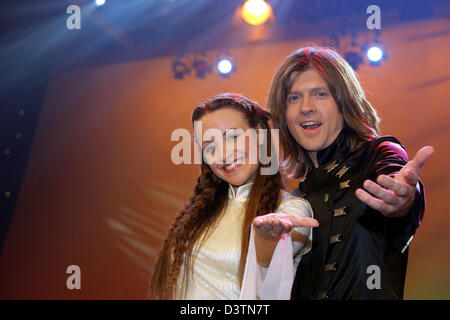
[217, 59, 233, 75]
[366, 46, 383, 63]
[96, 0, 105, 6]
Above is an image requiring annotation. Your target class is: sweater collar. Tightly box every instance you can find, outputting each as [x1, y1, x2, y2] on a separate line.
[228, 182, 254, 202]
[314, 122, 351, 168]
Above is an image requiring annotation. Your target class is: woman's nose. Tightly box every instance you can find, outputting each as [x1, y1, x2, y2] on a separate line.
[223, 142, 237, 164]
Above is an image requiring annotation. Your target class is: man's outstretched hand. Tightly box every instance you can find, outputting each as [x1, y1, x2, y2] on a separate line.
[355, 146, 434, 217]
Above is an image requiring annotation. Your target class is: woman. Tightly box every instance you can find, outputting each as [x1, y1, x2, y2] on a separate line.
[150, 93, 318, 300]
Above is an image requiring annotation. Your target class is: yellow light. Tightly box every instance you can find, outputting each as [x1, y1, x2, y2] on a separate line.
[241, 0, 271, 26]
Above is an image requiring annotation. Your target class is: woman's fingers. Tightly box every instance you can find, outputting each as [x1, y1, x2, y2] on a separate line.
[253, 213, 319, 239]
[288, 216, 319, 228]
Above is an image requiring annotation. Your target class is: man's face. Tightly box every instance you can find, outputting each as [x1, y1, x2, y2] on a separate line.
[285, 68, 344, 154]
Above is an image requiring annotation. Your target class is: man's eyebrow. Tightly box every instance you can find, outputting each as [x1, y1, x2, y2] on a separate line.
[288, 87, 328, 93]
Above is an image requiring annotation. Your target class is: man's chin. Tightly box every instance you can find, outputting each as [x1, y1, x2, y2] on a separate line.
[296, 137, 329, 153]
[299, 143, 322, 153]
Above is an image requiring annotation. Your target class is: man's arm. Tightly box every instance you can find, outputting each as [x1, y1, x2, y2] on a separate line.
[355, 141, 433, 252]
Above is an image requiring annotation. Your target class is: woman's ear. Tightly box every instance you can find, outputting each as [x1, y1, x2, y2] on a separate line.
[256, 123, 265, 146]
[258, 124, 268, 147]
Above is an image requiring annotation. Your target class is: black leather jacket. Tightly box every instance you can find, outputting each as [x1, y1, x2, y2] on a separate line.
[291, 127, 424, 300]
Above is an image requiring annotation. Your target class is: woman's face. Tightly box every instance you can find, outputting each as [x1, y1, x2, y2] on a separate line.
[195, 107, 260, 188]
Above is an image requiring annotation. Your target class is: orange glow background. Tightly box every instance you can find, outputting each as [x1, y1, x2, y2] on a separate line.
[0, 19, 449, 299]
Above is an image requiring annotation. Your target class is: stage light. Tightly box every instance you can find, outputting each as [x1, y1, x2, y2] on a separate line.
[96, 0, 105, 6]
[217, 59, 233, 76]
[193, 55, 212, 78]
[172, 59, 190, 79]
[366, 46, 383, 63]
[241, 0, 272, 26]
[361, 39, 387, 66]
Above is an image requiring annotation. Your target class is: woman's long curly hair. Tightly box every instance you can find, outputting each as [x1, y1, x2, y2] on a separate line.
[149, 93, 283, 299]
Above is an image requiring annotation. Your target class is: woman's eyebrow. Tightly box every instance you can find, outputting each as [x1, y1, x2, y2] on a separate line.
[202, 128, 239, 147]
[202, 140, 212, 148]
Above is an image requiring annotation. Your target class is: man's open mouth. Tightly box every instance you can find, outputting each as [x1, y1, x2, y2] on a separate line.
[300, 121, 322, 130]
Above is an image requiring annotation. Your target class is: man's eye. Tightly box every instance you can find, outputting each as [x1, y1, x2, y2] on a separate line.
[287, 95, 300, 103]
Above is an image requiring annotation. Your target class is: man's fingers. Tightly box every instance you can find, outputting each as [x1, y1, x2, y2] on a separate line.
[402, 168, 419, 186]
[363, 179, 399, 204]
[355, 188, 395, 213]
[375, 175, 411, 198]
[406, 146, 434, 176]
[355, 146, 433, 216]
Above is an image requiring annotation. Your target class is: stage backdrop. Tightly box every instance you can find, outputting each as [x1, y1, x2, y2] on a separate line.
[0, 19, 449, 299]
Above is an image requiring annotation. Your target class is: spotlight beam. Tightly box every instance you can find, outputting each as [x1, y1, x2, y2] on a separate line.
[65, 0, 133, 50]
[87, 10, 133, 50]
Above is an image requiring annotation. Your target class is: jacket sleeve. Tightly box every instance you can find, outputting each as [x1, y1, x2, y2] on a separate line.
[369, 138, 425, 253]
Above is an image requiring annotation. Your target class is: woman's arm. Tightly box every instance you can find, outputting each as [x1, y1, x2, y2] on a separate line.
[253, 213, 318, 266]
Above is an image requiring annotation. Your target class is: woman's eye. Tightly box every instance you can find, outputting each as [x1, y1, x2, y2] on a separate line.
[317, 91, 328, 98]
[204, 144, 215, 155]
[226, 133, 239, 141]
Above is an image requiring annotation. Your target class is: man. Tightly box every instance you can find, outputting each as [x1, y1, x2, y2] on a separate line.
[266, 46, 434, 299]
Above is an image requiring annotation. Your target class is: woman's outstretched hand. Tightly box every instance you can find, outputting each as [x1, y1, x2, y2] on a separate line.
[253, 213, 319, 241]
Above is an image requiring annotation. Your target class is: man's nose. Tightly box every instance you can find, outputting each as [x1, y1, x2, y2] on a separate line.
[299, 95, 316, 115]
